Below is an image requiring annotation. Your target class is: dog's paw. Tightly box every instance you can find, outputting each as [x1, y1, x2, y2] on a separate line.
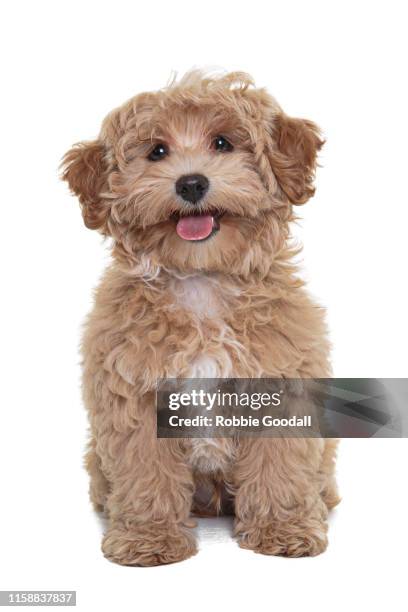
[321, 479, 342, 510]
[236, 517, 328, 558]
[102, 521, 197, 566]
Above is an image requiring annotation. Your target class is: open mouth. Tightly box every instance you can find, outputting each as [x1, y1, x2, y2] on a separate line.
[173, 210, 224, 242]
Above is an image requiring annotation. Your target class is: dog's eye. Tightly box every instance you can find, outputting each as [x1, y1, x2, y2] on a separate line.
[213, 135, 233, 152]
[147, 143, 169, 161]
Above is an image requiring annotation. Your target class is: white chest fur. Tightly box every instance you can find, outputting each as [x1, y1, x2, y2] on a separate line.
[171, 275, 221, 319]
[171, 274, 237, 472]
[171, 274, 240, 378]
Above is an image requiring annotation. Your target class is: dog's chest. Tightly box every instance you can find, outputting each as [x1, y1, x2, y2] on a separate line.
[172, 275, 220, 320]
[171, 276, 237, 472]
[171, 275, 237, 377]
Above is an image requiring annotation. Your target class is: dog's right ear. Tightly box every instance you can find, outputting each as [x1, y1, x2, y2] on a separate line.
[61, 140, 109, 230]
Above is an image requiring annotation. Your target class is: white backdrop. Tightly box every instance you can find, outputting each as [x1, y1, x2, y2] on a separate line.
[0, 1, 407, 610]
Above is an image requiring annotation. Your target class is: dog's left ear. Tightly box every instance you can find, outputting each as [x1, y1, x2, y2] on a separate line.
[268, 114, 324, 205]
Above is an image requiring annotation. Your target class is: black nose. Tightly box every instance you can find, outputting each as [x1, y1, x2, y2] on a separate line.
[175, 174, 209, 204]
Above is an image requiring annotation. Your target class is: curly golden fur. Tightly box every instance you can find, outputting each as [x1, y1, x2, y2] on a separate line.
[62, 70, 340, 566]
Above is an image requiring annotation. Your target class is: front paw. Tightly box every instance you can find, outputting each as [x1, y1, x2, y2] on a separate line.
[236, 516, 328, 557]
[102, 521, 197, 566]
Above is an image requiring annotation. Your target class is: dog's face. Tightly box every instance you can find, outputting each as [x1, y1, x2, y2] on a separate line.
[62, 72, 323, 276]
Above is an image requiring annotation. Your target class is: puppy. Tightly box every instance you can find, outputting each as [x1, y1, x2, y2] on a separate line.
[62, 71, 340, 566]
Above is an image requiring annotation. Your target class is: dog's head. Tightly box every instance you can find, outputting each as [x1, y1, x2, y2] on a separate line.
[62, 71, 323, 276]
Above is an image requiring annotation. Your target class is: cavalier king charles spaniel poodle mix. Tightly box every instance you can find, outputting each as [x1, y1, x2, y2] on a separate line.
[62, 71, 340, 566]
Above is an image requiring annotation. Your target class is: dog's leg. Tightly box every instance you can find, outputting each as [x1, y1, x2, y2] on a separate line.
[84, 437, 110, 512]
[99, 408, 196, 566]
[320, 439, 341, 509]
[233, 438, 329, 557]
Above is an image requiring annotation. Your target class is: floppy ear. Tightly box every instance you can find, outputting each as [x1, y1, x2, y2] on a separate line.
[61, 140, 109, 230]
[268, 114, 324, 205]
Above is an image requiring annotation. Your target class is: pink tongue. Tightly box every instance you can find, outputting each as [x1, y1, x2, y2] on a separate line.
[176, 215, 214, 241]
